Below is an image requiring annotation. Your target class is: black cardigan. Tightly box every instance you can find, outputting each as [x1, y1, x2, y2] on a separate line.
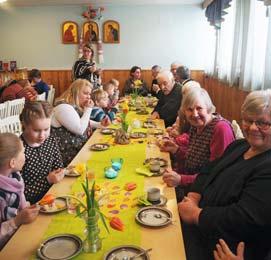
[186, 139, 271, 260]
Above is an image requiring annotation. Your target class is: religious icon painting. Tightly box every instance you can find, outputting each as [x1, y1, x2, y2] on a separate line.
[83, 21, 99, 43]
[103, 20, 120, 44]
[62, 21, 79, 44]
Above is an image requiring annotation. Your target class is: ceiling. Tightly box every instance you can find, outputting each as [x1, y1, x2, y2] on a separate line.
[2, 0, 203, 7]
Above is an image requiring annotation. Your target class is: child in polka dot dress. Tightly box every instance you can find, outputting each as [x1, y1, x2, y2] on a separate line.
[20, 101, 64, 204]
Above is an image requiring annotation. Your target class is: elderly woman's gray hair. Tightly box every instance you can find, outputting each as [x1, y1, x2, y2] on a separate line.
[241, 89, 271, 116]
[181, 88, 216, 114]
[182, 81, 201, 96]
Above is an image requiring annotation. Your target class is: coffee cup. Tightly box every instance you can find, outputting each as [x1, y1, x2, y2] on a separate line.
[147, 187, 161, 203]
[149, 160, 160, 173]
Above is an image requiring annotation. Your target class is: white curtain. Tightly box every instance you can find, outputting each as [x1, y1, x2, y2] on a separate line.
[263, 7, 271, 89]
[211, 0, 270, 90]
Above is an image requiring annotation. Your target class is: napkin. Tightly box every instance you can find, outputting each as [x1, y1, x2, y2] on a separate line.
[135, 166, 153, 177]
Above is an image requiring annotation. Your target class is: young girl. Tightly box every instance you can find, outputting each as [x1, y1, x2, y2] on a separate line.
[0, 133, 39, 249]
[20, 101, 64, 204]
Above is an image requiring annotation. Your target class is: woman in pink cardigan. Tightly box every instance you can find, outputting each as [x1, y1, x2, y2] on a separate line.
[160, 88, 235, 199]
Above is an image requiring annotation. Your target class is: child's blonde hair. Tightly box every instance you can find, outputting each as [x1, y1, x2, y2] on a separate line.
[109, 78, 119, 87]
[92, 89, 107, 104]
[0, 133, 22, 169]
[20, 101, 53, 126]
[103, 82, 115, 92]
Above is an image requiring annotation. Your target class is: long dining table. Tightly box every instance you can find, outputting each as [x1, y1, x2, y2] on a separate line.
[0, 110, 186, 260]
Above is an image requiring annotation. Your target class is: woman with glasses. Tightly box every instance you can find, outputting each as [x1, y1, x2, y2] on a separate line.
[179, 90, 271, 260]
[72, 43, 101, 90]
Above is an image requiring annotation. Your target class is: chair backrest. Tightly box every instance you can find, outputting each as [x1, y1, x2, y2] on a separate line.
[7, 97, 25, 117]
[0, 101, 9, 119]
[0, 115, 22, 136]
[37, 92, 46, 101]
[47, 85, 55, 105]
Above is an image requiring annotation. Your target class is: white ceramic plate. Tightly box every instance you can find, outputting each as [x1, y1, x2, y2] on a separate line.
[135, 206, 172, 228]
[39, 197, 67, 214]
[37, 234, 82, 260]
[90, 143, 110, 151]
[104, 245, 150, 260]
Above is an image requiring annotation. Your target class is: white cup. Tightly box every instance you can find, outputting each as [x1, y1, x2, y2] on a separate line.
[147, 187, 161, 203]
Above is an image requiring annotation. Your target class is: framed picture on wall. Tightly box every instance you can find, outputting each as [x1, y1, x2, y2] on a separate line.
[103, 20, 120, 43]
[62, 21, 79, 44]
[83, 21, 99, 43]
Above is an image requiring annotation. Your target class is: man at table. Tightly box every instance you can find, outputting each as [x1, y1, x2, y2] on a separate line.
[151, 70, 182, 127]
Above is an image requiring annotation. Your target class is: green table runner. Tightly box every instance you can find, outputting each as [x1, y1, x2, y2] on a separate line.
[38, 112, 151, 259]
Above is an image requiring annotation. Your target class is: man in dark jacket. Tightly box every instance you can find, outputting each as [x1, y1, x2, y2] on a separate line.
[151, 70, 182, 127]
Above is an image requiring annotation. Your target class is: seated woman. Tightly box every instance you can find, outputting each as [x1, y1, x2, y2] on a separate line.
[161, 88, 235, 197]
[179, 89, 271, 260]
[51, 79, 95, 167]
[20, 101, 64, 204]
[124, 66, 149, 96]
[0, 79, 37, 102]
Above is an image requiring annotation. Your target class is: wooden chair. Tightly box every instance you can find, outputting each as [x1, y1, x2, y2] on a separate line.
[0, 115, 22, 136]
[7, 97, 25, 117]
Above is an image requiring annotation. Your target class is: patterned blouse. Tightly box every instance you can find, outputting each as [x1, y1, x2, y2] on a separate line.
[51, 106, 91, 167]
[21, 135, 63, 204]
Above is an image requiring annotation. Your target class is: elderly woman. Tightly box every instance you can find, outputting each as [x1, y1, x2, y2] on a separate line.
[161, 88, 235, 191]
[124, 66, 149, 96]
[180, 90, 271, 260]
[51, 79, 96, 166]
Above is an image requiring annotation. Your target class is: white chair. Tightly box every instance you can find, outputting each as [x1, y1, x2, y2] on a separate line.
[37, 92, 46, 101]
[232, 120, 244, 139]
[7, 98, 25, 117]
[47, 85, 55, 105]
[0, 101, 9, 119]
[0, 115, 22, 136]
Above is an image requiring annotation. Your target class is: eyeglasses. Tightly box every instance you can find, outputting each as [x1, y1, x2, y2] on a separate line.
[242, 118, 271, 130]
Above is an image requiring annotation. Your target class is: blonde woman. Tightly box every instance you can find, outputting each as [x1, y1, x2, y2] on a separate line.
[51, 79, 94, 166]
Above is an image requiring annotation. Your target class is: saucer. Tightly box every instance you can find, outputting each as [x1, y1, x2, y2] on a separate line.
[90, 143, 110, 151]
[148, 195, 167, 207]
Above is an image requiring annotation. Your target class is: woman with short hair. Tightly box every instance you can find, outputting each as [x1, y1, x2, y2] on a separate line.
[179, 89, 271, 260]
[161, 88, 235, 191]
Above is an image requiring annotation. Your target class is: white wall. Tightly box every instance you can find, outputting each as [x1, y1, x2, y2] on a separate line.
[0, 4, 215, 70]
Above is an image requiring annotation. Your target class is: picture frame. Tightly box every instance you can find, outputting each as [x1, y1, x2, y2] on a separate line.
[62, 21, 79, 44]
[83, 21, 99, 43]
[103, 20, 120, 44]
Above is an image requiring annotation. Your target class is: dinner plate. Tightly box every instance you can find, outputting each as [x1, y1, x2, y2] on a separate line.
[130, 132, 147, 139]
[90, 143, 110, 151]
[135, 206, 172, 228]
[151, 128, 164, 136]
[39, 197, 67, 214]
[101, 128, 116, 135]
[37, 234, 82, 260]
[104, 245, 150, 260]
[136, 110, 149, 115]
[64, 166, 80, 177]
[144, 158, 168, 167]
[143, 122, 156, 128]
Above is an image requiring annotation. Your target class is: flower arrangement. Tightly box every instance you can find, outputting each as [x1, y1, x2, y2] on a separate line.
[66, 176, 109, 252]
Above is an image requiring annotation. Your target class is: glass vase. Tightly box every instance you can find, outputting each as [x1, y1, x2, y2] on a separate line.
[83, 212, 102, 253]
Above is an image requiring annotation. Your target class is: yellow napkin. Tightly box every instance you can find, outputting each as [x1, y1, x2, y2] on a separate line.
[135, 166, 153, 177]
